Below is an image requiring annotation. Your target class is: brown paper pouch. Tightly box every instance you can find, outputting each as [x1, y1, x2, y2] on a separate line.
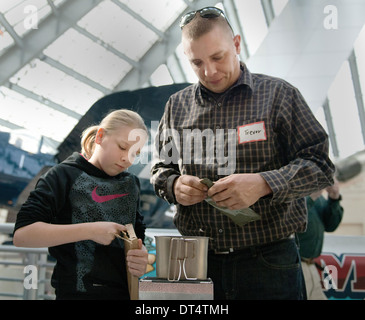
[121, 224, 139, 300]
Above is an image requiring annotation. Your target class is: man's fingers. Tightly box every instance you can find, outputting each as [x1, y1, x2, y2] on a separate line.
[179, 175, 208, 192]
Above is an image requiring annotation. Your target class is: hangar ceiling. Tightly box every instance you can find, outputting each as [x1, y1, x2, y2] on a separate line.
[0, 0, 364, 160]
[0, 0, 281, 153]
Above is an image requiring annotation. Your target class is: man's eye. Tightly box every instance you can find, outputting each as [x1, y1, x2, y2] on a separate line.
[213, 56, 222, 61]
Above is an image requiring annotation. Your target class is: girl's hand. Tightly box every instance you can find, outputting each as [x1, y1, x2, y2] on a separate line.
[88, 221, 127, 245]
[126, 239, 149, 277]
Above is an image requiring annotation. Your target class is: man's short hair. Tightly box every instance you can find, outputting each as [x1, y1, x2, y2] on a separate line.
[182, 14, 234, 40]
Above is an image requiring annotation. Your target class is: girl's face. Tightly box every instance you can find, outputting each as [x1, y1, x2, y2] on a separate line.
[89, 125, 147, 176]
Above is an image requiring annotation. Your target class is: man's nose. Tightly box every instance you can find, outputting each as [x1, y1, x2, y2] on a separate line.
[204, 62, 217, 77]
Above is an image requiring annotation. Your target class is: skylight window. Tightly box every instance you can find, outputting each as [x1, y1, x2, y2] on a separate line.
[44, 28, 132, 90]
[77, 0, 158, 61]
[119, 0, 187, 32]
[10, 59, 103, 115]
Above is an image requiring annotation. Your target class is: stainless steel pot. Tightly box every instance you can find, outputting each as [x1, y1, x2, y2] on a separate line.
[155, 236, 209, 281]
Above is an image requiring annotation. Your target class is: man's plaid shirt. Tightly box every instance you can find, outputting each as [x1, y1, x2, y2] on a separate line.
[151, 63, 334, 251]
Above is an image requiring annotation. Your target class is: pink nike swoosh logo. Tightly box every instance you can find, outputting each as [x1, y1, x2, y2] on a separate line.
[92, 187, 129, 203]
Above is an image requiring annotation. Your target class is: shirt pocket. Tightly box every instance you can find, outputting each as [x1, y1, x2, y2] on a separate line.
[236, 118, 275, 172]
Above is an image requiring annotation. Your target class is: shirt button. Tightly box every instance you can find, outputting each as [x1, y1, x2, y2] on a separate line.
[217, 103, 222, 107]
[218, 229, 223, 233]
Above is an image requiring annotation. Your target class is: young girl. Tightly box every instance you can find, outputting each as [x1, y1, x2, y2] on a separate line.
[13, 109, 149, 300]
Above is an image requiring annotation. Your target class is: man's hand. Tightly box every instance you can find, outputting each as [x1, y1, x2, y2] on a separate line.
[174, 175, 208, 206]
[326, 179, 340, 200]
[208, 174, 272, 210]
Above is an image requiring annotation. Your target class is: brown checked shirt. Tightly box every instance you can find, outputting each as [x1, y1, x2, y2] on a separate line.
[151, 63, 334, 251]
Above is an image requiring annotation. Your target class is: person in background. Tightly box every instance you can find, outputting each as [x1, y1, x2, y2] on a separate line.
[298, 179, 343, 300]
[13, 109, 149, 300]
[151, 7, 335, 299]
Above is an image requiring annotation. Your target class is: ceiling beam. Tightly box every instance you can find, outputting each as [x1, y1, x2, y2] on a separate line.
[247, 0, 365, 113]
[113, 0, 218, 91]
[0, 12, 24, 48]
[46, 0, 60, 16]
[0, 117, 60, 146]
[110, 0, 166, 39]
[260, 0, 275, 27]
[0, 118, 23, 130]
[223, 0, 250, 61]
[73, 24, 140, 69]
[0, 0, 103, 87]
[6, 83, 82, 119]
[166, 53, 188, 83]
[41, 54, 111, 95]
[323, 98, 339, 158]
[349, 50, 365, 145]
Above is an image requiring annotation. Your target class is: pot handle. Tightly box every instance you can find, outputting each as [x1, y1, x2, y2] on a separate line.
[167, 238, 198, 281]
[167, 238, 182, 281]
[182, 239, 198, 281]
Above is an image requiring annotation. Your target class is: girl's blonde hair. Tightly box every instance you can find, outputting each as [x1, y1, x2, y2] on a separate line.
[80, 109, 148, 159]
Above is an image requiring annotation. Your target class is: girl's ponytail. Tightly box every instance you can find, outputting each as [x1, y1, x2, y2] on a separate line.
[79, 109, 147, 160]
[81, 125, 98, 159]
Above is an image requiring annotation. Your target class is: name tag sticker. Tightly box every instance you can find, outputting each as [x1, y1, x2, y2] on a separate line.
[238, 121, 267, 144]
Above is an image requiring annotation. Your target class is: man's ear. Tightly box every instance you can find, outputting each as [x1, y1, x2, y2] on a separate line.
[95, 128, 105, 144]
[233, 34, 241, 55]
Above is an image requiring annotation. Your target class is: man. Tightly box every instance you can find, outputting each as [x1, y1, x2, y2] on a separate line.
[151, 7, 335, 300]
[298, 179, 343, 299]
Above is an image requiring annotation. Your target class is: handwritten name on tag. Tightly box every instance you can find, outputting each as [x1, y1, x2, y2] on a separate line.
[238, 121, 267, 144]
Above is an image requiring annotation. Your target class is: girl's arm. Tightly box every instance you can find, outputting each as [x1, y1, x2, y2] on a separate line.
[13, 221, 127, 248]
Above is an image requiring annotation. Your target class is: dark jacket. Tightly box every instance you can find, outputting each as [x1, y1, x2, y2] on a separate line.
[298, 195, 343, 259]
[14, 152, 145, 299]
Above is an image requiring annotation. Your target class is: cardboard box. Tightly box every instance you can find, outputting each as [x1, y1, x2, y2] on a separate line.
[139, 277, 213, 300]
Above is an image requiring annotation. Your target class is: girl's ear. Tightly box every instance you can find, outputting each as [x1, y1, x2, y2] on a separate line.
[95, 128, 105, 144]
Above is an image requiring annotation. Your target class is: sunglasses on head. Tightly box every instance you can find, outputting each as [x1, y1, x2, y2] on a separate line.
[179, 6, 234, 32]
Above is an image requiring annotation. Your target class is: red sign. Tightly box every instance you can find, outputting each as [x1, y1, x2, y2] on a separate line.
[315, 253, 365, 299]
